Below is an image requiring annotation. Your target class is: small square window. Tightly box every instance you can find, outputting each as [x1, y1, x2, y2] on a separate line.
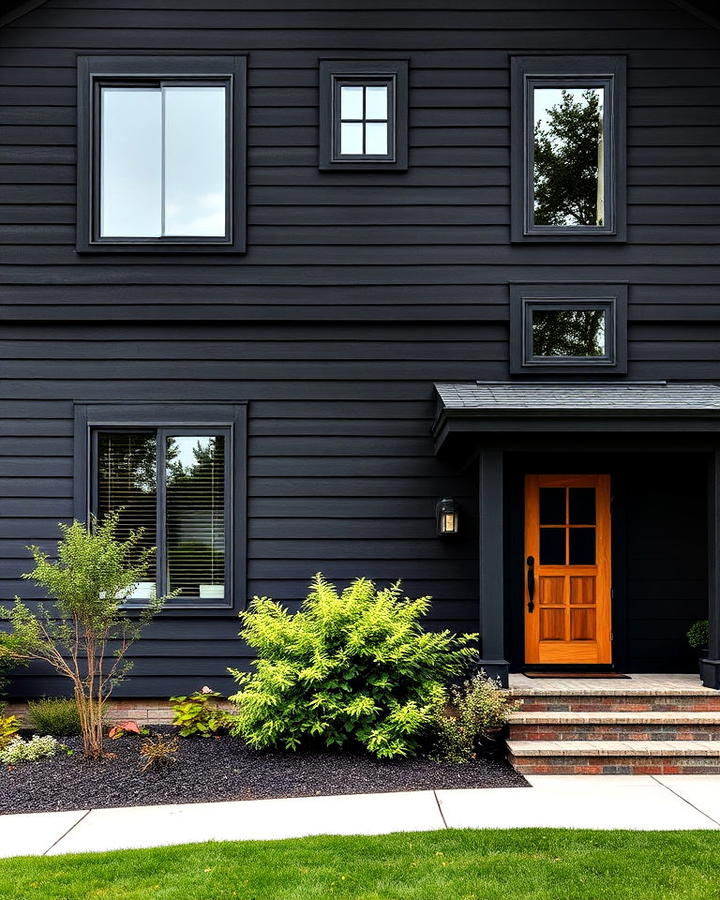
[319, 60, 408, 170]
[510, 284, 627, 374]
[511, 56, 626, 242]
[77, 56, 247, 253]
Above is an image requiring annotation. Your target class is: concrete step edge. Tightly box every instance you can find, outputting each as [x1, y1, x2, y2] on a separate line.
[507, 740, 720, 758]
[509, 711, 720, 725]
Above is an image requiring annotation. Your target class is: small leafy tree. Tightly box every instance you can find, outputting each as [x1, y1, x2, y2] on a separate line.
[0, 512, 166, 759]
[227, 574, 477, 759]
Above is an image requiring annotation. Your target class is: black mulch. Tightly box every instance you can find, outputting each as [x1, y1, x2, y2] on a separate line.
[0, 728, 527, 815]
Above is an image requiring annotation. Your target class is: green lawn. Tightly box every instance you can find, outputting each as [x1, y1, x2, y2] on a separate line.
[1, 829, 719, 900]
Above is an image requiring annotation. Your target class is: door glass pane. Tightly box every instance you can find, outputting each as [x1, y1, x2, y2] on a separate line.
[539, 487, 565, 524]
[96, 432, 158, 598]
[340, 85, 364, 119]
[100, 87, 162, 237]
[569, 488, 596, 524]
[163, 85, 227, 237]
[540, 527, 565, 565]
[532, 86, 605, 227]
[569, 527, 596, 565]
[365, 85, 388, 119]
[531, 308, 606, 358]
[165, 435, 225, 599]
[365, 122, 388, 155]
[340, 122, 363, 154]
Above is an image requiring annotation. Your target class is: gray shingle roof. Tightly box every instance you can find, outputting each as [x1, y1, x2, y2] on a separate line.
[435, 382, 720, 415]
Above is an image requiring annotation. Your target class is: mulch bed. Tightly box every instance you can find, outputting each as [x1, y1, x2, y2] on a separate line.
[0, 728, 527, 815]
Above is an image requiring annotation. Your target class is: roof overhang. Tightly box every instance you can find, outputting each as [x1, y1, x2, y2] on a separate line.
[433, 382, 720, 456]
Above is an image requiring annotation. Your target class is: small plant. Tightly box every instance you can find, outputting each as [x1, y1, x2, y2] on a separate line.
[139, 732, 179, 772]
[227, 573, 477, 759]
[27, 697, 81, 737]
[0, 512, 172, 759]
[0, 734, 66, 765]
[170, 686, 224, 737]
[430, 673, 522, 763]
[687, 620, 710, 652]
[0, 714, 20, 751]
[108, 720, 147, 740]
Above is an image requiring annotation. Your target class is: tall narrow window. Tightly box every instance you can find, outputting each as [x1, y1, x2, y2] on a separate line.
[77, 56, 247, 252]
[511, 57, 626, 242]
[94, 429, 229, 605]
[319, 60, 408, 170]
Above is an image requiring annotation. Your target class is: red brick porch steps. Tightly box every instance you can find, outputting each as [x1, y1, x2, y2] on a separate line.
[507, 674, 720, 775]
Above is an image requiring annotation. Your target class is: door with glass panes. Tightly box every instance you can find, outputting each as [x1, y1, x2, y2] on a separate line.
[524, 475, 612, 664]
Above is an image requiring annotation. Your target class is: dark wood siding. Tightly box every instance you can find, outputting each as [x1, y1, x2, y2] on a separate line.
[0, 0, 718, 693]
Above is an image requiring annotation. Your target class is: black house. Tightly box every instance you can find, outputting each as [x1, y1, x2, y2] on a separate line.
[1, 0, 720, 698]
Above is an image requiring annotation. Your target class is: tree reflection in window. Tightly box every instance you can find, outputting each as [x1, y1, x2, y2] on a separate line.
[533, 87, 605, 227]
[531, 308, 606, 358]
[165, 435, 225, 599]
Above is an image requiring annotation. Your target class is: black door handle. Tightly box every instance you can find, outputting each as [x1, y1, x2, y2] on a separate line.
[527, 555, 535, 612]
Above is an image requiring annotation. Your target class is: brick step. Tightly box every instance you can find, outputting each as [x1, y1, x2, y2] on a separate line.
[507, 740, 720, 775]
[509, 710, 720, 742]
[514, 694, 720, 713]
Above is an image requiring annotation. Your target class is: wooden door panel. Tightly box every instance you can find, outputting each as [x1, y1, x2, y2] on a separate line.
[524, 474, 612, 665]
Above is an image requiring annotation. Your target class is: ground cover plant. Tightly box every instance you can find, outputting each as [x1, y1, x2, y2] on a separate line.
[0, 512, 170, 758]
[228, 574, 477, 759]
[1, 829, 720, 900]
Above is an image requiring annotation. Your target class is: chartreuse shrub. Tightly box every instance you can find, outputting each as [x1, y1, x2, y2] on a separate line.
[227, 574, 477, 759]
[27, 697, 81, 737]
[0, 714, 20, 750]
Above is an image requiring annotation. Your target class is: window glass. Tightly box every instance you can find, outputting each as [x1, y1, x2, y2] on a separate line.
[100, 88, 162, 237]
[338, 83, 389, 157]
[531, 308, 607, 358]
[100, 84, 227, 239]
[95, 430, 226, 602]
[164, 86, 226, 237]
[166, 435, 225, 600]
[96, 432, 158, 599]
[533, 86, 605, 227]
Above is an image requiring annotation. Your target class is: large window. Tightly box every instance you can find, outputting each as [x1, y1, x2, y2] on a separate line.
[511, 56, 626, 242]
[509, 284, 628, 374]
[77, 56, 246, 252]
[319, 60, 408, 170]
[74, 403, 247, 611]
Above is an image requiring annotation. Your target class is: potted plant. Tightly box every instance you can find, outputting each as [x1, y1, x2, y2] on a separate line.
[687, 619, 710, 674]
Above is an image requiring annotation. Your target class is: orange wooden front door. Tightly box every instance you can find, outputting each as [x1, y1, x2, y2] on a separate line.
[524, 474, 612, 665]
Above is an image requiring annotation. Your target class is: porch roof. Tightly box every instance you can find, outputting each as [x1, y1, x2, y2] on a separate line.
[432, 381, 720, 452]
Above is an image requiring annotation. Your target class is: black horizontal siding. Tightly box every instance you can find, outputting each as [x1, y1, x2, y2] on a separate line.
[0, 0, 718, 694]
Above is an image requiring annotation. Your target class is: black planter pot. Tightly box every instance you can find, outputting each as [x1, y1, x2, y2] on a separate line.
[698, 649, 709, 677]
[475, 726, 506, 758]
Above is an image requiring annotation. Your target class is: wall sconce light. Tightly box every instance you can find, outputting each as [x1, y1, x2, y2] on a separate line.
[436, 497, 459, 536]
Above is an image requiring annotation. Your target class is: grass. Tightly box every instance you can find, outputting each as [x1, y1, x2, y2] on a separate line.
[1, 829, 720, 900]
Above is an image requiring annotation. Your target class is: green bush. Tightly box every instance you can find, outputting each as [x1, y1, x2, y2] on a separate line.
[430, 673, 522, 763]
[0, 734, 65, 765]
[27, 697, 81, 737]
[170, 688, 225, 738]
[687, 620, 710, 651]
[226, 574, 477, 759]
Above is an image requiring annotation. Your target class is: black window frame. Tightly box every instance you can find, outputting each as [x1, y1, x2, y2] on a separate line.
[319, 60, 409, 171]
[76, 56, 247, 254]
[509, 283, 628, 375]
[73, 402, 247, 615]
[510, 56, 627, 243]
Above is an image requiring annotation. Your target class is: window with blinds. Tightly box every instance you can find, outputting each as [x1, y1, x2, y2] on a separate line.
[95, 430, 227, 603]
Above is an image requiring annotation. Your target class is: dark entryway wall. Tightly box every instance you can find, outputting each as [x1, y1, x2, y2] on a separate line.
[504, 453, 707, 674]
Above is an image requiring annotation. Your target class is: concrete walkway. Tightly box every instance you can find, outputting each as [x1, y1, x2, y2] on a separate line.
[3, 775, 720, 858]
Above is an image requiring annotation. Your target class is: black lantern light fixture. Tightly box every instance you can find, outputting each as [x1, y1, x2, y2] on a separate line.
[436, 497, 459, 536]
